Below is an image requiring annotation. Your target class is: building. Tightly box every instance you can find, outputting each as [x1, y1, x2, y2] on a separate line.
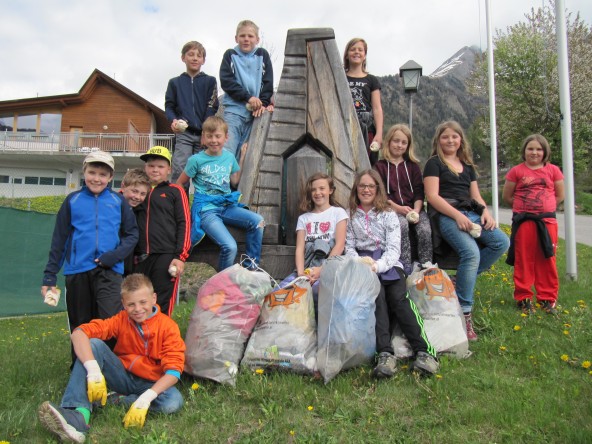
[0, 69, 173, 198]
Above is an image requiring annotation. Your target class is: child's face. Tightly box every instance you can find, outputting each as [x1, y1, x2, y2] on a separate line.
[356, 174, 377, 208]
[524, 140, 545, 167]
[122, 286, 157, 324]
[203, 129, 229, 155]
[144, 158, 171, 185]
[439, 128, 462, 156]
[347, 41, 366, 65]
[388, 130, 409, 160]
[182, 48, 205, 76]
[235, 26, 260, 53]
[84, 164, 113, 195]
[121, 183, 150, 207]
[310, 178, 333, 211]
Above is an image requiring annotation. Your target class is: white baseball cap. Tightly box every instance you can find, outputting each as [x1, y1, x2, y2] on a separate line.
[83, 151, 115, 170]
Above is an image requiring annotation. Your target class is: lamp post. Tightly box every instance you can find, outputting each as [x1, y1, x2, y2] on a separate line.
[399, 60, 423, 130]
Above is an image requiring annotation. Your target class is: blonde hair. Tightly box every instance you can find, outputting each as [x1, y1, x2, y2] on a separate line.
[121, 273, 154, 297]
[343, 38, 368, 73]
[202, 116, 228, 134]
[348, 169, 389, 214]
[181, 41, 206, 58]
[121, 168, 150, 189]
[236, 20, 259, 37]
[430, 121, 476, 176]
[382, 124, 419, 164]
[299, 172, 337, 213]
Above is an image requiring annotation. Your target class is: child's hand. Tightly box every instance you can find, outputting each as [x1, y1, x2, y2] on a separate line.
[239, 143, 248, 161]
[454, 213, 474, 232]
[41, 286, 55, 300]
[169, 259, 185, 277]
[266, 104, 275, 113]
[247, 97, 262, 111]
[84, 360, 107, 406]
[480, 208, 497, 230]
[122, 389, 157, 428]
[305, 266, 321, 283]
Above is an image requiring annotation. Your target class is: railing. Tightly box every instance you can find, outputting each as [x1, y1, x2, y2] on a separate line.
[0, 131, 175, 154]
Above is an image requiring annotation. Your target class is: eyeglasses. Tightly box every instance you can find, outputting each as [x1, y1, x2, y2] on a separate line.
[357, 184, 377, 190]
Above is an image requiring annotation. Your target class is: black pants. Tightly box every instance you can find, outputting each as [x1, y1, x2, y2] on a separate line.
[375, 267, 434, 356]
[65, 267, 122, 363]
[134, 253, 179, 316]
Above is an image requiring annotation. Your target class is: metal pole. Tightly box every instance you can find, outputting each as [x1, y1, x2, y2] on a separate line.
[555, 0, 577, 280]
[485, 0, 499, 222]
[409, 94, 413, 131]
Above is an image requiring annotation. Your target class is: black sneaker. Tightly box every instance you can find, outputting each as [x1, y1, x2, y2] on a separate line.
[517, 299, 535, 315]
[412, 351, 439, 376]
[540, 300, 558, 316]
[373, 352, 397, 378]
[38, 401, 88, 443]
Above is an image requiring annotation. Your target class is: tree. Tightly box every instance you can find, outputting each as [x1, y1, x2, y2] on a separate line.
[469, 2, 592, 182]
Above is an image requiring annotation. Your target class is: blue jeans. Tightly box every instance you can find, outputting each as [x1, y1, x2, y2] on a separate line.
[438, 211, 509, 313]
[200, 205, 264, 271]
[61, 339, 183, 413]
[223, 112, 253, 159]
[171, 132, 202, 184]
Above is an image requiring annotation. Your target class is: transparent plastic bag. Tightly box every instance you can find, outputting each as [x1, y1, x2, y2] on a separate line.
[241, 278, 317, 374]
[184, 264, 273, 385]
[317, 256, 380, 384]
[392, 262, 470, 359]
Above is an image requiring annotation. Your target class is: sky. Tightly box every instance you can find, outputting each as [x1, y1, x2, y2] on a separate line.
[0, 0, 590, 109]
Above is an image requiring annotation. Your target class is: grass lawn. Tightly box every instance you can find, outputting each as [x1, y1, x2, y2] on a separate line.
[1, 235, 591, 443]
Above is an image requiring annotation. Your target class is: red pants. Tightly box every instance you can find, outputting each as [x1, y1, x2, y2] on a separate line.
[513, 219, 559, 303]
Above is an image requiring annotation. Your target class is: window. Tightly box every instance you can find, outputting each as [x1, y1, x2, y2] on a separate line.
[40, 114, 62, 135]
[17, 115, 37, 133]
[39, 177, 53, 185]
[113, 180, 122, 188]
[12, 178, 23, 184]
[54, 178, 66, 186]
[25, 176, 39, 185]
[0, 175, 9, 183]
[0, 117, 13, 131]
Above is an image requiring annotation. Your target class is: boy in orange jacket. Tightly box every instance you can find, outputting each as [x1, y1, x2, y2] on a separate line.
[38, 274, 185, 442]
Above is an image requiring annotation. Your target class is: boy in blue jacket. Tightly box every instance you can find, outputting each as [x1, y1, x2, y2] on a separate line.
[42, 151, 139, 351]
[220, 20, 274, 160]
[165, 40, 219, 190]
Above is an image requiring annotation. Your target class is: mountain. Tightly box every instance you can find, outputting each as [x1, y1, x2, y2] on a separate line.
[377, 46, 486, 163]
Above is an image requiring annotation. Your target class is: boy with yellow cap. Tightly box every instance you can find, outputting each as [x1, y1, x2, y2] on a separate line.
[134, 146, 191, 315]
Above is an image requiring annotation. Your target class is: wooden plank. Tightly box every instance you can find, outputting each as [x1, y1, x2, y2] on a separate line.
[240, 111, 273, 204]
[284, 28, 335, 56]
[272, 108, 306, 126]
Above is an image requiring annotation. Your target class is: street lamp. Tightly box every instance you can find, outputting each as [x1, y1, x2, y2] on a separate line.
[399, 60, 423, 130]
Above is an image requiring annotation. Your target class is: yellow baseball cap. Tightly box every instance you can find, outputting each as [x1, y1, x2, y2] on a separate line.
[140, 146, 172, 164]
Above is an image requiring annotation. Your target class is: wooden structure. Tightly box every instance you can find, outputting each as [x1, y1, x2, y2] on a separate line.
[189, 28, 370, 278]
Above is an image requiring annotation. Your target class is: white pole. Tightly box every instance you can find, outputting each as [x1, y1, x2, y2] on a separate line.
[485, 0, 499, 222]
[555, 0, 577, 280]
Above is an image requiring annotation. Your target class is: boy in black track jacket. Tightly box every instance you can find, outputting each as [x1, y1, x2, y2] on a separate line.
[134, 146, 191, 316]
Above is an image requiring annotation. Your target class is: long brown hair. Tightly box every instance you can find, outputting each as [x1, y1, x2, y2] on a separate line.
[343, 38, 368, 73]
[521, 134, 551, 164]
[349, 169, 389, 214]
[299, 172, 337, 213]
[430, 121, 476, 176]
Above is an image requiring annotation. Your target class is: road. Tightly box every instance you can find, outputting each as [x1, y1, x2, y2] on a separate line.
[492, 207, 592, 247]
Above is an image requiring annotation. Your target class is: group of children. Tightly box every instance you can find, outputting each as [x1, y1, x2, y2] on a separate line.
[37, 21, 565, 442]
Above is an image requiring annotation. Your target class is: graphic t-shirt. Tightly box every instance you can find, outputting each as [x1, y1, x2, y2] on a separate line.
[505, 162, 563, 214]
[346, 74, 381, 114]
[184, 149, 239, 212]
[423, 156, 477, 203]
[296, 206, 349, 243]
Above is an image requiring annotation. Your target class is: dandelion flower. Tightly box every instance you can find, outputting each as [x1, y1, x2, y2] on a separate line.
[500, 300, 506, 305]
[435, 374, 443, 379]
[520, 313, 527, 318]
[191, 383, 199, 390]
[255, 368, 264, 375]
[561, 354, 569, 362]
[563, 310, 570, 315]
[307, 405, 314, 411]
[499, 346, 507, 351]
[290, 430, 295, 436]
[582, 361, 591, 369]
[563, 330, 570, 335]
[513, 325, 521, 331]
[563, 323, 572, 328]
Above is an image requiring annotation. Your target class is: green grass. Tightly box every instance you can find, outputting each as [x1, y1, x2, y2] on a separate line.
[1, 238, 592, 443]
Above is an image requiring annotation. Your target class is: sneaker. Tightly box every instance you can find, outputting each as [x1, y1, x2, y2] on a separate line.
[464, 313, 478, 341]
[517, 298, 536, 315]
[540, 300, 558, 316]
[373, 352, 397, 378]
[38, 401, 88, 443]
[412, 351, 439, 376]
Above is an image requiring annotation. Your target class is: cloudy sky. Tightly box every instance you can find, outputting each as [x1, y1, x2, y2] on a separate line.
[1, 0, 590, 108]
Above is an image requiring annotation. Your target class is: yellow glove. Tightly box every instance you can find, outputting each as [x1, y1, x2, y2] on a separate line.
[122, 389, 157, 429]
[84, 360, 107, 406]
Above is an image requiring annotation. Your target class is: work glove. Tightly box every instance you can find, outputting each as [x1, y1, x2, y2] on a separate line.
[123, 389, 157, 428]
[84, 360, 107, 406]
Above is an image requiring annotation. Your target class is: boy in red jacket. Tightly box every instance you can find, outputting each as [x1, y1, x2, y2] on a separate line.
[38, 274, 185, 442]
